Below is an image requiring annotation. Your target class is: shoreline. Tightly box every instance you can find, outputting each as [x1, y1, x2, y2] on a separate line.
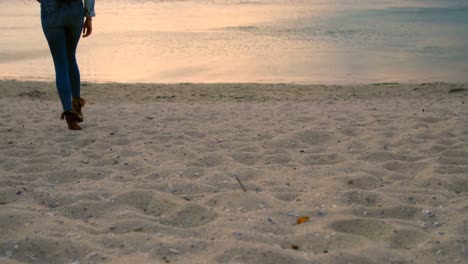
[2, 80, 467, 101]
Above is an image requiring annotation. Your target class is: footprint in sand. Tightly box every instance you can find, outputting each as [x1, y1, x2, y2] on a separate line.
[339, 190, 382, 206]
[302, 153, 344, 166]
[206, 191, 278, 213]
[0, 209, 38, 231]
[420, 174, 468, 193]
[58, 200, 114, 220]
[352, 205, 420, 220]
[230, 152, 262, 165]
[271, 190, 300, 202]
[159, 203, 217, 228]
[113, 190, 178, 218]
[329, 219, 393, 240]
[38, 168, 107, 184]
[269, 129, 335, 150]
[147, 240, 207, 261]
[0, 187, 28, 206]
[191, 153, 224, 168]
[358, 152, 423, 162]
[388, 229, 429, 249]
[283, 232, 369, 254]
[0, 237, 90, 264]
[217, 247, 309, 264]
[316, 251, 404, 264]
[345, 174, 382, 190]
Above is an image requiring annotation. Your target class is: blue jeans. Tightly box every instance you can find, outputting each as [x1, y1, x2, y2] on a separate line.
[41, 0, 84, 111]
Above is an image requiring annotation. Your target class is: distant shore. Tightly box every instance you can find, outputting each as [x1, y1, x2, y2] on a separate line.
[1, 80, 467, 102]
[0, 80, 467, 263]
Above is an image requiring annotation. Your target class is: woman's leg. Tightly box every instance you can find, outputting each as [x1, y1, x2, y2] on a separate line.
[66, 18, 83, 99]
[42, 26, 73, 111]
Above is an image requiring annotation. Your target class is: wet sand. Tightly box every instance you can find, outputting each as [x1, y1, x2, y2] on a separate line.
[0, 81, 467, 263]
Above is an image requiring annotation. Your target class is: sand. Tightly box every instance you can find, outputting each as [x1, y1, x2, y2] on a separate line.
[0, 80, 467, 264]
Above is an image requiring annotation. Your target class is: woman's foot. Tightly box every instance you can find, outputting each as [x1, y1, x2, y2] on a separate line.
[61, 111, 81, 130]
[72, 98, 85, 123]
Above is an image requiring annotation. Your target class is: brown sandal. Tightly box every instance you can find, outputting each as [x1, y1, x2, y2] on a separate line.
[72, 97, 86, 123]
[61, 111, 82, 130]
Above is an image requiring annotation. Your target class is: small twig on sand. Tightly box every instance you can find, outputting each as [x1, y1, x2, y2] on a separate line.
[234, 175, 247, 192]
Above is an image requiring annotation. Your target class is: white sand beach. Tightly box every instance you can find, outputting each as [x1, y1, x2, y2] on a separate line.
[0, 81, 467, 263]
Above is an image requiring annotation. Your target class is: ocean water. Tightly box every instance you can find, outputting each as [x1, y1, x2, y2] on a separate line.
[0, 0, 467, 84]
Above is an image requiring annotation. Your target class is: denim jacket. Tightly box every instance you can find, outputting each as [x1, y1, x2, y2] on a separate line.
[38, 0, 96, 17]
[83, 0, 95, 17]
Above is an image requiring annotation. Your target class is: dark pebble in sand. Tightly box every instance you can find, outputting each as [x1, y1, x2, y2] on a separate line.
[448, 88, 466, 93]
